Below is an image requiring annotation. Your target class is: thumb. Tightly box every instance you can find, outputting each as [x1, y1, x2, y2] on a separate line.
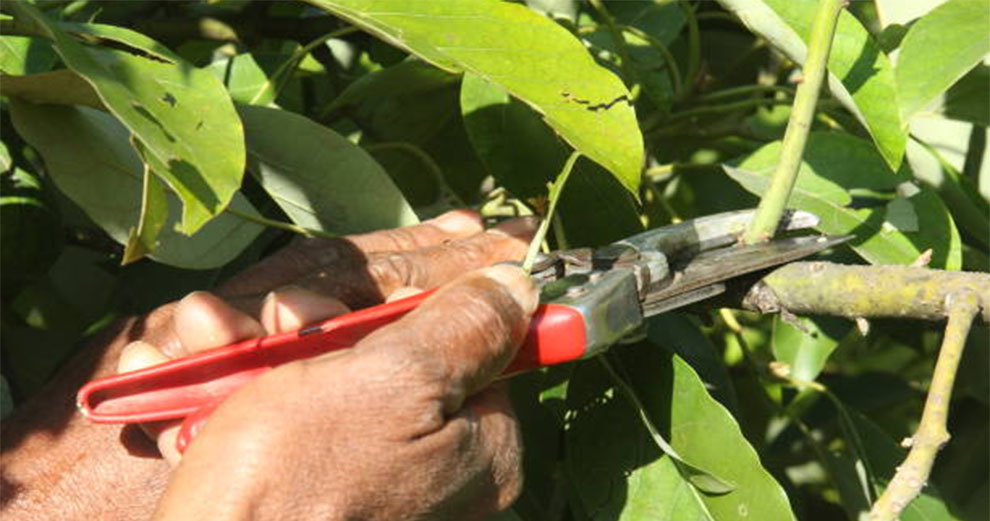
[351, 265, 538, 414]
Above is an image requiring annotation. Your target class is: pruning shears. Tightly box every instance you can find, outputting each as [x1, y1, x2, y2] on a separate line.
[77, 209, 849, 451]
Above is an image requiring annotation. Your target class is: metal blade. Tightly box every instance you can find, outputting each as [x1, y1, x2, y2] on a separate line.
[641, 235, 851, 317]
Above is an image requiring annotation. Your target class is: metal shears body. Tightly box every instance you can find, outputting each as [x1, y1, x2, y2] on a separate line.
[77, 209, 847, 449]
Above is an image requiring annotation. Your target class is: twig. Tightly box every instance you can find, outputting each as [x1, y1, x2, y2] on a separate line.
[742, 0, 845, 243]
[869, 291, 981, 520]
[223, 207, 334, 238]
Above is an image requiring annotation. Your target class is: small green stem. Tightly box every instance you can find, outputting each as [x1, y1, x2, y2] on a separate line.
[694, 84, 795, 103]
[665, 98, 794, 123]
[678, 1, 701, 98]
[589, 0, 639, 94]
[250, 25, 359, 105]
[742, 0, 844, 244]
[224, 207, 335, 238]
[521, 151, 581, 273]
[617, 24, 682, 99]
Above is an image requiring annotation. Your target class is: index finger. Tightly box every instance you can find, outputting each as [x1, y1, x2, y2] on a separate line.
[218, 210, 483, 298]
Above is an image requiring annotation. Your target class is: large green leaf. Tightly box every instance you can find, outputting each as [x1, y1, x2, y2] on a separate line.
[1, 167, 63, 299]
[771, 316, 846, 382]
[0, 35, 56, 74]
[895, 0, 990, 121]
[323, 58, 458, 115]
[461, 73, 641, 246]
[566, 345, 796, 521]
[304, 0, 643, 194]
[726, 132, 962, 269]
[207, 53, 277, 106]
[715, 0, 907, 170]
[239, 105, 418, 234]
[9, 101, 262, 269]
[7, 3, 244, 234]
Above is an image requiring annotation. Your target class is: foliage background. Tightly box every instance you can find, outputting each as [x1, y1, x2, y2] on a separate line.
[0, 1, 987, 520]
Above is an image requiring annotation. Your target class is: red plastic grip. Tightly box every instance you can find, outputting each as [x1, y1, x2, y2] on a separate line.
[77, 295, 588, 426]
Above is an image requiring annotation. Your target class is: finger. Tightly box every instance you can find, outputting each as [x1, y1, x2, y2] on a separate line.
[117, 340, 170, 374]
[260, 286, 350, 333]
[353, 265, 538, 414]
[385, 286, 423, 303]
[155, 424, 183, 467]
[347, 209, 484, 252]
[173, 291, 266, 355]
[297, 216, 538, 308]
[216, 210, 482, 298]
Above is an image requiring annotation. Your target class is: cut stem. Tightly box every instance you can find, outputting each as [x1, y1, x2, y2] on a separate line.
[521, 151, 581, 273]
[741, 0, 844, 244]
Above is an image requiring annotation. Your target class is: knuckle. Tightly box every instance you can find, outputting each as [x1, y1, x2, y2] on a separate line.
[368, 252, 424, 289]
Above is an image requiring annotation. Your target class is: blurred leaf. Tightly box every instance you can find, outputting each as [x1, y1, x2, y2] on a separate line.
[716, 0, 907, 170]
[646, 313, 738, 411]
[895, 0, 990, 121]
[56, 22, 182, 63]
[567, 345, 796, 521]
[239, 105, 419, 234]
[0, 35, 56, 74]
[324, 58, 458, 114]
[939, 65, 989, 127]
[207, 53, 276, 106]
[827, 410, 955, 521]
[9, 3, 244, 234]
[1, 167, 63, 300]
[0, 69, 103, 109]
[772, 316, 848, 382]
[0, 140, 11, 172]
[304, 0, 644, 195]
[9, 101, 263, 269]
[0, 376, 12, 419]
[727, 132, 963, 269]
[461, 73, 641, 246]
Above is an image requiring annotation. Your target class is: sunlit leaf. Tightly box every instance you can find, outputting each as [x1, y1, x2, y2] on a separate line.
[895, 0, 990, 121]
[716, 0, 907, 170]
[0, 35, 56, 74]
[727, 132, 962, 269]
[240, 105, 419, 234]
[207, 53, 276, 106]
[0, 69, 103, 109]
[304, 0, 643, 194]
[8, 3, 244, 234]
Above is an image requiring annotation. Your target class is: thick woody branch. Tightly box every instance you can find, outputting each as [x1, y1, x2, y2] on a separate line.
[743, 262, 990, 323]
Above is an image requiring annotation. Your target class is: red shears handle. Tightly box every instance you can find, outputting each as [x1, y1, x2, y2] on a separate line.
[77, 291, 588, 426]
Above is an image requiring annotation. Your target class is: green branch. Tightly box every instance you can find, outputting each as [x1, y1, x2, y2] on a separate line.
[224, 207, 334, 238]
[870, 291, 980, 521]
[521, 151, 581, 273]
[742, 0, 845, 244]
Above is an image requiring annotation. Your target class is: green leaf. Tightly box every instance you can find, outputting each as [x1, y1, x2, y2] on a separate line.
[304, 0, 643, 195]
[646, 313, 738, 411]
[8, 3, 244, 234]
[0, 35, 56, 74]
[1, 166, 62, 299]
[239, 105, 418, 234]
[56, 22, 182, 64]
[461, 73, 642, 246]
[727, 132, 963, 269]
[771, 316, 845, 382]
[122, 155, 168, 265]
[716, 0, 907, 170]
[939, 64, 989, 127]
[0, 69, 104, 109]
[827, 409, 955, 521]
[9, 101, 262, 269]
[567, 346, 796, 521]
[895, 0, 990, 121]
[0, 140, 11, 173]
[323, 58, 458, 115]
[207, 53, 276, 106]
[1, 375, 13, 420]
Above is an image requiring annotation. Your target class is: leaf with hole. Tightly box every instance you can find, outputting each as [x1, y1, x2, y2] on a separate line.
[303, 0, 643, 195]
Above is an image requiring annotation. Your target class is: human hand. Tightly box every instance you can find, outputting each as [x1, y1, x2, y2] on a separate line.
[117, 212, 538, 520]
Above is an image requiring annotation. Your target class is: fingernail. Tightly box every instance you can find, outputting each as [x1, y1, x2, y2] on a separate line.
[488, 216, 541, 240]
[428, 210, 482, 234]
[481, 265, 539, 315]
